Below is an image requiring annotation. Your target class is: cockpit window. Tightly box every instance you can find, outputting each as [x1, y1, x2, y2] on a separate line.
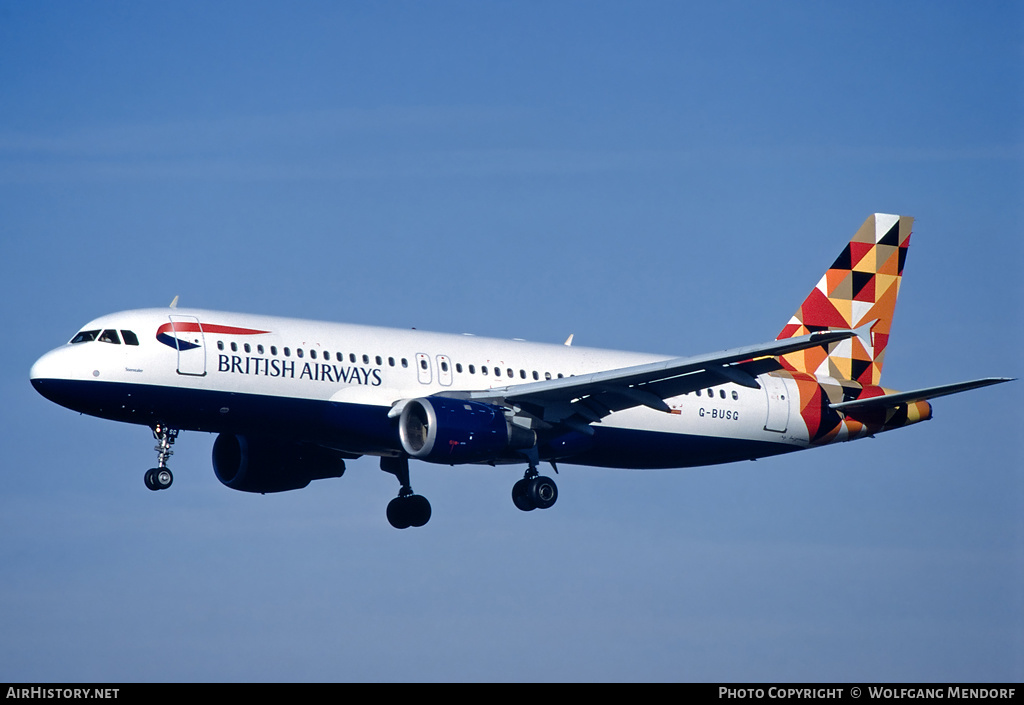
[70, 330, 100, 344]
[69, 328, 138, 345]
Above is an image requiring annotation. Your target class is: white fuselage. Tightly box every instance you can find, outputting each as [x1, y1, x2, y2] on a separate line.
[30, 307, 810, 469]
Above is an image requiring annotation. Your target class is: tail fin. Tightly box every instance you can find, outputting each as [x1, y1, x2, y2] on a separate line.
[777, 213, 913, 386]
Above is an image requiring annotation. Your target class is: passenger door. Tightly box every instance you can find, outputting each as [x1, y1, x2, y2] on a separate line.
[168, 315, 206, 376]
[762, 374, 790, 432]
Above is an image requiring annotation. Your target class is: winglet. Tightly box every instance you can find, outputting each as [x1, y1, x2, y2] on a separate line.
[564, 334, 574, 346]
[169, 295, 179, 309]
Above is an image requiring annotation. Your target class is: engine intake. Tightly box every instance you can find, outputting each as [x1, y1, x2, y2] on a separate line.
[398, 397, 536, 464]
[213, 433, 346, 493]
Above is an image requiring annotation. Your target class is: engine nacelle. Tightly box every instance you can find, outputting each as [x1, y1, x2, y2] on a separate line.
[398, 397, 536, 464]
[212, 433, 346, 493]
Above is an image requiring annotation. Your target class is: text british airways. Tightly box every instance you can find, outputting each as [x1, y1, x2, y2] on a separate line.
[217, 354, 382, 386]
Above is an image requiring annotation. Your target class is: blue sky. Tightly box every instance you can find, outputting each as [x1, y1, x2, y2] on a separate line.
[1, 1, 1021, 682]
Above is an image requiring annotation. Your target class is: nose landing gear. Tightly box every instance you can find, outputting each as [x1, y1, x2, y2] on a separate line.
[144, 467, 173, 491]
[145, 424, 178, 491]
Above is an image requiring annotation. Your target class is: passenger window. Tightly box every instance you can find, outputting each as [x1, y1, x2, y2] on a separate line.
[389, 357, 395, 367]
[121, 330, 140, 346]
[98, 329, 121, 344]
[495, 367, 501, 377]
[376, 356, 382, 366]
[732, 391, 739, 401]
[70, 330, 100, 344]
[469, 365, 476, 374]
[482, 366, 488, 376]
[507, 368, 513, 378]
[363, 354, 370, 365]
[271, 346, 278, 356]
[545, 372, 552, 380]
[231, 342, 238, 352]
[258, 345, 264, 355]
[401, 358, 408, 368]
[533, 371, 539, 380]
[720, 389, 725, 399]
[297, 348, 304, 358]
[217, 341, 225, 351]
[441, 361, 449, 372]
[520, 370, 526, 379]
[310, 350, 317, 359]
[244, 343, 251, 353]
[696, 389, 701, 397]
[350, 354, 357, 363]
[456, 363, 462, 373]
[420, 359, 427, 370]
[284, 347, 291, 357]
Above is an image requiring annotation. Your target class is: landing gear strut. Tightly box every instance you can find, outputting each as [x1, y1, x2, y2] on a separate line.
[145, 423, 178, 491]
[512, 466, 558, 512]
[380, 456, 431, 529]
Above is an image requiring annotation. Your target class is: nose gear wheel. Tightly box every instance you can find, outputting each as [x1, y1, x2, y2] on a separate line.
[145, 424, 179, 491]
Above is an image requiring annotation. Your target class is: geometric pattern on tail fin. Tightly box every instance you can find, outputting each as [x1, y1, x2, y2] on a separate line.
[777, 214, 913, 386]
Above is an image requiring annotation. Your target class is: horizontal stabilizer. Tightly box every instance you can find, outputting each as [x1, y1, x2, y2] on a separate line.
[829, 377, 1013, 412]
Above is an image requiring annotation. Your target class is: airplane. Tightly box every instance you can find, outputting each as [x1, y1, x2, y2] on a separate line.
[30, 213, 1011, 529]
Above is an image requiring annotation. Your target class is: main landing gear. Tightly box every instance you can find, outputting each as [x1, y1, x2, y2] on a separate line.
[380, 456, 431, 529]
[145, 423, 178, 491]
[511, 466, 558, 512]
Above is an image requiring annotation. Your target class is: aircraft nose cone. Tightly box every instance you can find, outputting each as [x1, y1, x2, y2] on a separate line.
[30, 348, 69, 403]
[30, 348, 60, 382]
[30, 375, 50, 399]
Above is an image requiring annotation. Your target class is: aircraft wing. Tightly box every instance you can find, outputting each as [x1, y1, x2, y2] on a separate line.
[452, 329, 856, 434]
[829, 377, 1014, 413]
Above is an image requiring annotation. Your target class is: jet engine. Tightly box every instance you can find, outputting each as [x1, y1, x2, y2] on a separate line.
[212, 433, 346, 493]
[398, 397, 536, 464]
